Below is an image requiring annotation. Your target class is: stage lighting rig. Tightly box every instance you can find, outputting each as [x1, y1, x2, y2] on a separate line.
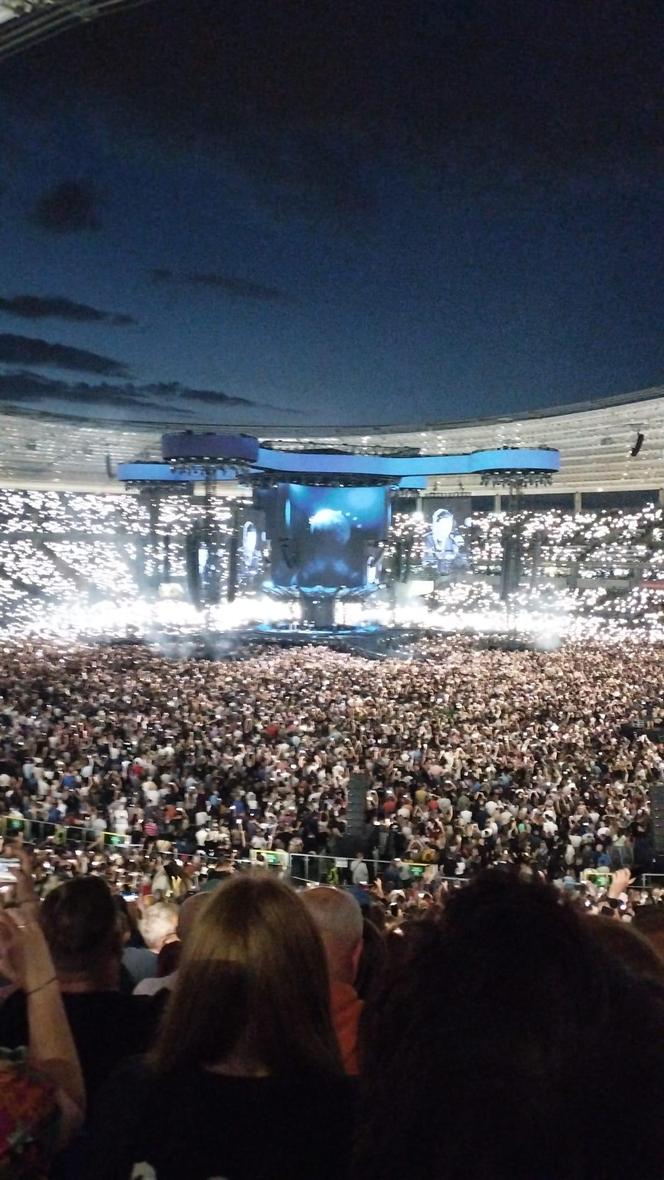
[480, 470, 554, 490]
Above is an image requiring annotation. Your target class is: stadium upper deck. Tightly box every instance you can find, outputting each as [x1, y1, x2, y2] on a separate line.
[0, 385, 662, 498]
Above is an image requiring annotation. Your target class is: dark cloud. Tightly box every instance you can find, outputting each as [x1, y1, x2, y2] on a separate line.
[0, 294, 135, 326]
[138, 380, 256, 408]
[0, 371, 160, 409]
[0, 371, 297, 415]
[172, 383, 299, 413]
[0, 334, 128, 376]
[150, 268, 289, 303]
[182, 386, 244, 405]
[30, 181, 101, 233]
[138, 380, 298, 413]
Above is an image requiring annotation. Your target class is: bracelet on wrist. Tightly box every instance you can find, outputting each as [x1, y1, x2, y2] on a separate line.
[26, 976, 57, 997]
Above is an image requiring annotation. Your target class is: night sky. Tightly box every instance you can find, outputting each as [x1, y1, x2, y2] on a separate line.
[0, 0, 663, 428]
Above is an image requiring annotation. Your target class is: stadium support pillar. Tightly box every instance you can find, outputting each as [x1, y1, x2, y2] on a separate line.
[135, 537, 147, 591]
[500, 523, 523, 600]
[494, 493, 502, 514]
[574, 491, 582, 514]
[659, 489, 664, 508]
[185, 532, 201, 607]
[227, 506, 239, 603]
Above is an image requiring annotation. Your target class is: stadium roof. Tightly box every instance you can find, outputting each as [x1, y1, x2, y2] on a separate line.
[0, 0, 155, 60]
[0, 385, 662, 496]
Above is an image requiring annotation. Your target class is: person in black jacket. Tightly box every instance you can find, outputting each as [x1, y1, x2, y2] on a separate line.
[0, 875, 157, 1107]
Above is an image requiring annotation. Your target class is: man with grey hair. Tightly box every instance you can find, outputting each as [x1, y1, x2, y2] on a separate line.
[302, 886, 364, 1074]
[123, 901, 178, 987]
[133, 892, 207, 997]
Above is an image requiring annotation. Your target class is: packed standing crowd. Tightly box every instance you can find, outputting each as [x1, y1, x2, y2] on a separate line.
[1, 637, 663, 884]
[0, 635, 663, 1175]
[1, 495, 664, 1177]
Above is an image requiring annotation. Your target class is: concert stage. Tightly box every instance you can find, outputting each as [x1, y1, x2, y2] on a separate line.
[103, 622, 428, 660]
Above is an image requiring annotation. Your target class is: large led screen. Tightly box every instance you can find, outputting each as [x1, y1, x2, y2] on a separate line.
[258, 484, 389, 593]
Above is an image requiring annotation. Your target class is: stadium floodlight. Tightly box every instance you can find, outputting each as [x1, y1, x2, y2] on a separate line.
[0, 0, 157, 60]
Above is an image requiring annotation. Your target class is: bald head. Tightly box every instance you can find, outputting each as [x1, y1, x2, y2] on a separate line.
[302, 886, 363, 985]
[176, 892, 208, 946]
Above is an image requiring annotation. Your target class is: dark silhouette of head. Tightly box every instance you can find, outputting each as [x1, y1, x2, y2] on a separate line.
[633, 904, 664, 960]
[590, 913, 664, 984]
[41, 875, 121, 986]
[355, 870, 664, 1180]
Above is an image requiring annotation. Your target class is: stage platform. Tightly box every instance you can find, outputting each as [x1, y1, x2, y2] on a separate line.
[102, 622, 430, 660]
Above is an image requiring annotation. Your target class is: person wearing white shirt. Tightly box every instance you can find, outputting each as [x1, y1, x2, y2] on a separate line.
[113, 806, 129, 836]
[142, 781, 160, 807]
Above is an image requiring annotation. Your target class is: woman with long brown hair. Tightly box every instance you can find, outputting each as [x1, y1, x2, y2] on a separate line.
[85, 874, 353, 1180]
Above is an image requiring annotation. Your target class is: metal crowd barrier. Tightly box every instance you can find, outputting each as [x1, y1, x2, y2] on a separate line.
[0, 815, 123, 849]
[249, 848, 468, 888]
[3, 818, 661, 895]
[257, 852, 660, 895]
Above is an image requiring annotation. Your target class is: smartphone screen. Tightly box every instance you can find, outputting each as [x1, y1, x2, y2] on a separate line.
[0, 857, 20, 885]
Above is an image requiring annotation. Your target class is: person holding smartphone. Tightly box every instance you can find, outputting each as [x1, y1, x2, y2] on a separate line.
[0, 907, 85, 1176]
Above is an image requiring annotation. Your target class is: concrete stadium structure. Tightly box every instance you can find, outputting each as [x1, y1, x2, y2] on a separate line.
[0, 385, 662, 505]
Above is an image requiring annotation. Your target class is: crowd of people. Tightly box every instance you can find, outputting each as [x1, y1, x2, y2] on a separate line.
[1, 489, 663, 641]
[1, 636, 663, 886]
[0, 488, 236, 631]
[4, 856, 664, 1177]
[0, 628, 662, 1173]
[0, 490, 663, 1175]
